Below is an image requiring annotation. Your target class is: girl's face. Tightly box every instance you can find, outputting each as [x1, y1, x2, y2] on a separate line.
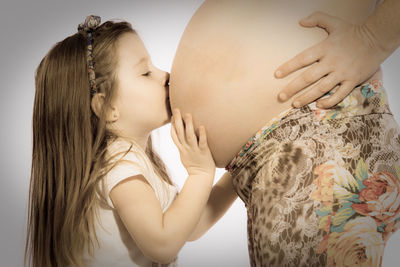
[113, 33, 171, 136]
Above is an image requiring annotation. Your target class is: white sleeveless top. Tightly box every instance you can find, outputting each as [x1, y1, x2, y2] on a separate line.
[83, 137, 179, 267]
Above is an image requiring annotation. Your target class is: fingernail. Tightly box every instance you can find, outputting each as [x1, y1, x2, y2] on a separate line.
[299, 17, 310, 26]
[293, 101, 301, 108]
[275, 70, 282, 78]
[279, 92, 287, 101]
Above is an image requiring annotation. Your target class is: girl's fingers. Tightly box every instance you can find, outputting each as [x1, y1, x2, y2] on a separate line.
[172, 109, 186, 145]
[279, 62, 330, 103]
[291, 73, 339, 107]
[183, 113, 197, 147]
[316, 81, 355, 108]
[198, 126, 208, 150]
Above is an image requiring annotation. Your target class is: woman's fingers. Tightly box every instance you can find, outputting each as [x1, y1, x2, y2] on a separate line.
[275, 44, 322, 82]
[291, 73, 339, 107]
[276, 12, 345, 103]
[279, 62, 330, 102]
[299, 11, 341, 34]
[316, 81, 356, 108]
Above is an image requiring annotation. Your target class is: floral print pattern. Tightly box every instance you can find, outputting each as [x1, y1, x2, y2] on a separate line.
[312, 160, 400, 265]
[228, 80, 400, 267]
[308, 80, 389, 122]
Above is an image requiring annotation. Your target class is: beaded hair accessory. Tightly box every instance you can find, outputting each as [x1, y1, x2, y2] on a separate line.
[78, 15, 101, 96]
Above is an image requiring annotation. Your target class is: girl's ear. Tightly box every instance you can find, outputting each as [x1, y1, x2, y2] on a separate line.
[91, 93, 119, 122]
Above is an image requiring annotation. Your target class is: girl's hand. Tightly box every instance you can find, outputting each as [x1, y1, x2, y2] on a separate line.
[275, 11, 388, 109]
[170, 108, 215, 177]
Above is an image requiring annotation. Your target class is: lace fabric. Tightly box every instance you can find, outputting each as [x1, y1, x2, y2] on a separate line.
[229, 80, 400, 266]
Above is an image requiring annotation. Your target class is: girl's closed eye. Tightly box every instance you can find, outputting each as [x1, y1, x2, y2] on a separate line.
[142, 71, 152, 77]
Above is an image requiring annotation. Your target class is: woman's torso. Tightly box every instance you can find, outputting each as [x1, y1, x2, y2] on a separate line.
[170, 0, 381, 167]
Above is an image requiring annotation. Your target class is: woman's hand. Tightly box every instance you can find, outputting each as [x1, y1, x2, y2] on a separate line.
[170, 108, 215, 177]
[275, 11, 389, 108]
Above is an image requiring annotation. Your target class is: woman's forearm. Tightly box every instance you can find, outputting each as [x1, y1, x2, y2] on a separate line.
[364, 0, 400, 58]
[188, 172, 238, 241]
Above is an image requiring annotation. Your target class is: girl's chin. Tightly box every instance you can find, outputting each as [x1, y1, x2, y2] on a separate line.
[166, 97, 172, 117]
[162, 112, 172, 126]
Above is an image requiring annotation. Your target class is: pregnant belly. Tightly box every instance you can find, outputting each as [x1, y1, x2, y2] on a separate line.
[170, 0, 378, 167]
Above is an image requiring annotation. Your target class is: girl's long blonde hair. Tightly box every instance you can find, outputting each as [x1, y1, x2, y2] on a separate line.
[25, 20, 172, 267]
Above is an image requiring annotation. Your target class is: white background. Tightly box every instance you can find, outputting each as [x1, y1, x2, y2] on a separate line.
[0, 0, 399, 266]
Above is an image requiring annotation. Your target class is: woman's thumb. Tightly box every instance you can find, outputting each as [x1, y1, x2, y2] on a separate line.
[299, 11, 340, 33]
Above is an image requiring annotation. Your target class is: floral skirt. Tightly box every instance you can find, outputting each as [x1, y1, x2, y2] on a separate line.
[227, 80, 400, 267]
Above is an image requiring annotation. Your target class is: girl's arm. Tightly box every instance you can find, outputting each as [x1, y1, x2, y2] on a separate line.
[110, 109, 216, 264]
[187, 171, 237, 241]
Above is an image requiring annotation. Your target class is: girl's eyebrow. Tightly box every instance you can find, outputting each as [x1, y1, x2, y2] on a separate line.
[134, 57, 147, 67]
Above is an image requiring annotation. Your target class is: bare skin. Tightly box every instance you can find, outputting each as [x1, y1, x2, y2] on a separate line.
[105, 34, 237, 264]
[276, 0, 400, 108]
[170, 0, 381, 167]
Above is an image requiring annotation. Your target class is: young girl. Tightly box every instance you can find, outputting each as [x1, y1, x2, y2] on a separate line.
[25, 15, 237, 267]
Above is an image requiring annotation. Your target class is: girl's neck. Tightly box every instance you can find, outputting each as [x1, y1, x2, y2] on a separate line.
[108, 123, 151, 151]
[118, 133, 149, 152]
